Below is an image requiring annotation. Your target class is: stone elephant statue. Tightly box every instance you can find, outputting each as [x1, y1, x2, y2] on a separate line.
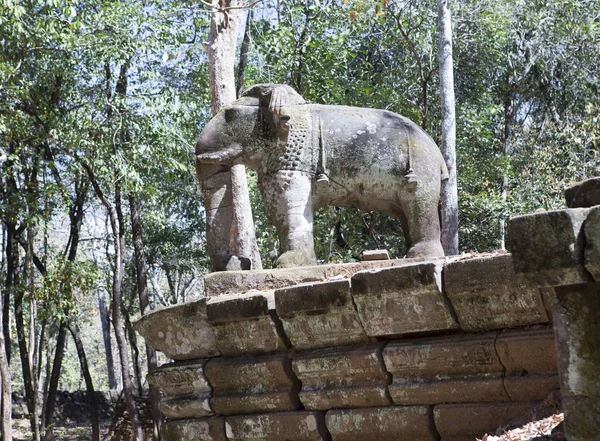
[196, 84, 449, 268]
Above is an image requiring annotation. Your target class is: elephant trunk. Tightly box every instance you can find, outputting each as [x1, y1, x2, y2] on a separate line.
[195, 144, 244, 165]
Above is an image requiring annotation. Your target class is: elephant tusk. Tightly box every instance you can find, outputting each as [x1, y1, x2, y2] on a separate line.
[195, 146, 243, 164]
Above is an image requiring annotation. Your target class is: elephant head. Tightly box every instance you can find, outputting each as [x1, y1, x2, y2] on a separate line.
[195, 84, 306, 170]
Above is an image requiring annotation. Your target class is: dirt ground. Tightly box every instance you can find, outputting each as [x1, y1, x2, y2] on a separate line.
[12, 418, 113, 441]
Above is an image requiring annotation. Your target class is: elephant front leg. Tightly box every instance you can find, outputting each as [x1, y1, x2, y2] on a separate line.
[261, 171, 317, 268]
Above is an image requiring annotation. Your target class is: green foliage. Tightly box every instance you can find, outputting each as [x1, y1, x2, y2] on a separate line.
[37, 261, 99, 321]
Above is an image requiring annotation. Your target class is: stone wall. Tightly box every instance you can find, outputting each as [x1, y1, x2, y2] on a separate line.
[136, 254, 563, 441]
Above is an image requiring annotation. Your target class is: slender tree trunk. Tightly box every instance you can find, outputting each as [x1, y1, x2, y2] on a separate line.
[200, 0, 262, 272]
[500, 90, 516, 250]
[438, 0, 459, 255]
[42, 322, 66, 441]
[236, 8, 253, 98]
[66, 320, 100, 441]
[81, 62, 143, 441]
[124, 312, 143, 398]
[13, 239, 39, 440]
[26, 227, 40, 441]
[113, 182, 143, 441]
[43, 178, 87, 440]
[97, 288, 117, 392]
[0, 285, 12, 441]
[293, 0, 312, 95]
[129, 194, 162, 440]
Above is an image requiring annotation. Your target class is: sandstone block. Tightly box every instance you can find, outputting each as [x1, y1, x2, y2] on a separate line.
[134, 298, 219, 360]
[584, 205, 600, 281]
[351, 261, 458, 337]
[206, 293, 287, 356]
[434, 402, 539, 441]
[383, 333, 508, 405]
[292, 343, 390, 410]
[552, 283, 600, 397]
[496, 328, 560, 401]
[148, 360, 212, 419]
[205, 353, 301, 415]
[509, 208, 591, 286]
[225, 411, 328, 441]
[325, 406, 437, 441]
[562, 396, 600, 441]
[204, 259, 425, 296]
[444, 254, 548, 330]
[162, 418, 225, 441]
[565, 177, 600, 208]
[362, 250, 390, 261]
[275, 279, 368, 350]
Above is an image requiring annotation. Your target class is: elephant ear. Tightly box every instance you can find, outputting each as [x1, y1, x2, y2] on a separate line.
[268, 86, 291, 121]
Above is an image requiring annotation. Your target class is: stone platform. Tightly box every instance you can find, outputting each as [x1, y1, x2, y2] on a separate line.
[136, 177, 600, 441]
[136, 252, 565, 441]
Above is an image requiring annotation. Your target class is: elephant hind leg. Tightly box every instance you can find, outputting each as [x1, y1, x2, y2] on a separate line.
[398, 190, 445, 259]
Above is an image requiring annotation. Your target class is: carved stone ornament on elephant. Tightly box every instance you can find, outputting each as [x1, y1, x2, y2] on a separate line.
[196, 84, 449, 268]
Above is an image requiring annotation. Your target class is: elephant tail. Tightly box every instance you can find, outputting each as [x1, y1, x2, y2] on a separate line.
[438, 149, 450, 181]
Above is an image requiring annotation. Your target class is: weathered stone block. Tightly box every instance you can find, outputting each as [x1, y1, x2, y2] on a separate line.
[204, 259, 425, 296]
[562, 396, 600, 441]
[351, 261, 458, 337]
[552, 283, 600, 398]
[565, 177, 600, 208]
[444, 254, 548, 330]
[584, 205, 600, 281]
[134, 298, 219, 360]
[275, 279, 368, 350]
[162, 418, 226, 441]
[384, 333, 508, 405]
[509, 208, 591, 286]
[434, 402, 538, 441]
[292, 343, 390, 410]
[325, 406, 437, 441]
[225, 411, 328, 441]
[496, 328, 560, 402]
[148, 361, 212, 419]
[207, 293, 288, 356]
[362, 250, 390, 261]
[205, 353, 301, 415]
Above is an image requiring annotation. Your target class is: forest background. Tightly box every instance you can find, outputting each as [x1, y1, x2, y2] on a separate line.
[0, 0, 599, 439]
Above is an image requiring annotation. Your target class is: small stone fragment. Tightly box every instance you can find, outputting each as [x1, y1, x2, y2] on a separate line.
[362, 250, 390, 261]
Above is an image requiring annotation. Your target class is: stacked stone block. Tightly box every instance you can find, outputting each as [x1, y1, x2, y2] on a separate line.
[136, 251, 566, 441]
[508, 179, 600, 441]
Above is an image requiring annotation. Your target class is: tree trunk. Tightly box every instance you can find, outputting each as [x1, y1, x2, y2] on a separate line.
[112, 181, 144, 441]
[97, 288, 117, 392]
[124, 312, 143, 398]
[500, 90, 515, 250]
[14, 242, 40, 441]
[438, 0, 459, 256]
[129, 194, 162, 440]
[66, 320, 100, 441]
[236, 8, 252, 98]
[0, 285, 12, 441]
[200, 0, 262, 272]
[43, 322, 66, 441]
